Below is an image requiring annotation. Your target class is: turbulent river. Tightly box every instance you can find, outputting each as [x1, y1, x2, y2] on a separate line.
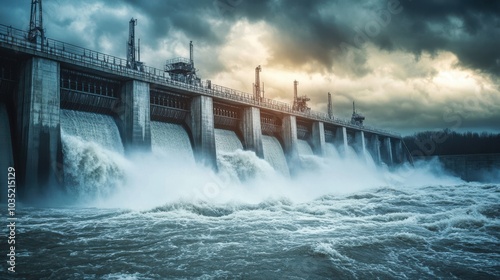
[1, 111, 499, 279]
[5, 183, 500, 279]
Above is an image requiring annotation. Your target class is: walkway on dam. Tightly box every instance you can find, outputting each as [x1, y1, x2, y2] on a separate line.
[0, 23, 399, 139]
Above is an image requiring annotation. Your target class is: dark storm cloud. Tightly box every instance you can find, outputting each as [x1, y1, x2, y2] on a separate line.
[121, 0, 228, 45]
[1, 0, 498, 133]
[3, 0, 498, 76]
[115, 0, 500, 77]
[382, 0, 500, 75]
[234, 0, 500, 76]
[166, 0, 499, 77]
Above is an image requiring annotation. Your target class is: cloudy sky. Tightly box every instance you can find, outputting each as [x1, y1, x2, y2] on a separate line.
[1, 0, 499, 135]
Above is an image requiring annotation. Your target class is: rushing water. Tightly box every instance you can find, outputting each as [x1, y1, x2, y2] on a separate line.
[262, 135, 289, 177]
[2, 111, 499, 279]
[151, 121, 195, 163]
[4, 183, 499, 279]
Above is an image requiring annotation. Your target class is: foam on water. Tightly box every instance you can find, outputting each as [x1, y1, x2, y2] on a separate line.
[214, 129, 275, 182]
[17, 184, 500, 279]
[61, 134, 129, 199]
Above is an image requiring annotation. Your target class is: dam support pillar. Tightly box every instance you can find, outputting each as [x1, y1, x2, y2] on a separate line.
[311, 121, 325, 156]
[16, 57, 61, 198]
[190, 95, 217, 169]
[370, 135, 382, 164]
[335, 127, 348, 156]
[282, 115, 298, 162]
[392, 139, 404, 164]
[381, 137, 393, 165]
[119, 80, 151, 152]
[354, 131, 367, 158]
[241, 106, 264, 158]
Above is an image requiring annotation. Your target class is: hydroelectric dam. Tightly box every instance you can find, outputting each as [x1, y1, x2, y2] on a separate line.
[0, 17, 412, 201]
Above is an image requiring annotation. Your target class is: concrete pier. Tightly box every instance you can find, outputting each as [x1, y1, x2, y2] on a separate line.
[354, 131, 366, 157]
[16, 57, 61, 197]
[241, 106, 264, 158]
[190, 95, 217, 169]
[119, 80, 151, 152]
[282, 115, 298, 160]
[335, 127, 348, 156]
[392, 139, 403, 164]
[382, 137, 393, 165]
[370, 135, 382, 164]
[311, 121, 326, 156]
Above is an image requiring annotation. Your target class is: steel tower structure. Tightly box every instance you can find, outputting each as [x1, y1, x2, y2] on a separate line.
[254, 65, 262, 101]
[165, 41, 200, 85]
[28, 0, 44, 43]
[327, 92, 333, 119]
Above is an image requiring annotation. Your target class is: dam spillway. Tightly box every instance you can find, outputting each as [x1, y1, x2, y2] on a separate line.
[0, 23, 412, 201]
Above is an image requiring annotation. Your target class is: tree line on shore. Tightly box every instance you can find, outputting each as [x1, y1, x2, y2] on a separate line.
[403, 129, 500, 156]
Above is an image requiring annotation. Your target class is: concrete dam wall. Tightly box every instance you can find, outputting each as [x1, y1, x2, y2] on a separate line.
[0, 24, 412, 201]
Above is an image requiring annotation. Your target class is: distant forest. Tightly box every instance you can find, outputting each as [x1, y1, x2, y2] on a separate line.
[403, 130, 500, 156]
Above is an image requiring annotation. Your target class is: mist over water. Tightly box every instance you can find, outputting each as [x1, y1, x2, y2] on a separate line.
[57, 111, 463, 209]
[60, 110, 128, 200]
[8, 110, 499, 279]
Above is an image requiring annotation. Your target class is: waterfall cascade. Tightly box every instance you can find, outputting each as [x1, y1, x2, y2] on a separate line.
[57, 111, 397, 199]
[151, 121, 194, 163]
[297, 140, 314, 156]
[61, 110, 124, 154]
[325, 143, 340, 159]
[214, 129, 243, 153]
[262, 135, 290, 177]
[215, 129, 275, 181]
[60, 110, 127, 198]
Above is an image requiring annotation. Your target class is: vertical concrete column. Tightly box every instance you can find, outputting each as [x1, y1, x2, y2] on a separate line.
[370, 135, 382, 164]
[16, 57, 61, 197]
[281, 115, 298, 160]
[354, 131, 367, 157]
[119, 80, 151, 152]
[382, 137, 393, 165]
[392, 139, 403, 164]
[335, 127, 348, 156]
[241, 106, 264, 158]
[311, 121, 326, 156]
[190, 95, 217, 169]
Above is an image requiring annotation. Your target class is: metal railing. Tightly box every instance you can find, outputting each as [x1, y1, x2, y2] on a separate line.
[0, 24, 400, 138]
[165, 57, 192, 65]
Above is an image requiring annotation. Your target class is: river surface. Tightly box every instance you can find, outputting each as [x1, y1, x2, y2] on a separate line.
[2, 183, 499, 279]
[1, 110, 499, 279]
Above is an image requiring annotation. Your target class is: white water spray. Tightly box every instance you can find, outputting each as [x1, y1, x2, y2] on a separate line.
[57, 110, 464, 209]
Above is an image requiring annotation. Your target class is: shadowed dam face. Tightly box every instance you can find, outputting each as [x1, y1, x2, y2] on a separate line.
[0, 103, 15, 204]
